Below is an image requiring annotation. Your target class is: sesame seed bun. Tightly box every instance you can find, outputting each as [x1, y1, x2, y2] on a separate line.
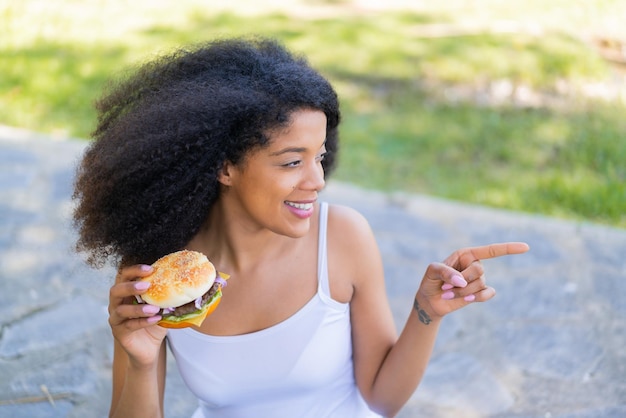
[139, 250, 216, 308]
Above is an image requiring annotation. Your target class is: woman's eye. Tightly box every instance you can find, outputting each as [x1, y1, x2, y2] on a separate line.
[283, 160, 301, 167]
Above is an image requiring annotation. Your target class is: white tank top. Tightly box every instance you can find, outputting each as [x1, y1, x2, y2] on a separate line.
[167, 203, 381, 418]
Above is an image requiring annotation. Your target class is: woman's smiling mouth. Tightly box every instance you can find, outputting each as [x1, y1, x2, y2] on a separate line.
[285, 201, 314, 210]
[284, 200, 315, 218]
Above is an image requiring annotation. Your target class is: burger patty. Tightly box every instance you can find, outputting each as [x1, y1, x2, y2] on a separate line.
[161, 282, 220, 318]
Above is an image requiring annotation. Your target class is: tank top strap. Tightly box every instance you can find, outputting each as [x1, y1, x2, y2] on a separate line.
[317, 202, 331, 298]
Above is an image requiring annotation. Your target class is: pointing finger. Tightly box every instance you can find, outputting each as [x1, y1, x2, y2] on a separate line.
[445, 242, 529, 268]
[469, 242, 530, 260]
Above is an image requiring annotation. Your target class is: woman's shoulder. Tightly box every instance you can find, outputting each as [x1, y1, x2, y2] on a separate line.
[326, 203, 371, 232]
[324, 203, 382, 298]
[325, 203, 377, 255]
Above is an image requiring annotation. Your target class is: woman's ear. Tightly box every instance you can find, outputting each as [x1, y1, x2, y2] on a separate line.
[217, 160, 235, 186]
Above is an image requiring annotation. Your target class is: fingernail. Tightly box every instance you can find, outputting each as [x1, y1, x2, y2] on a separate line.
[140, 264, 153, 272]
[464, 294, 476, 302]
[134, 281, 150, 290]
[451, 275, 467, 288]
[441, 283, 454, 291]
[143, 305, 160, 314]
[441, 291, 455, 300]
[146, 315, 162, 324]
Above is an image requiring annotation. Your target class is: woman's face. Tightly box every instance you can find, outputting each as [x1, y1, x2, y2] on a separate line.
[219, 108, 328, 238]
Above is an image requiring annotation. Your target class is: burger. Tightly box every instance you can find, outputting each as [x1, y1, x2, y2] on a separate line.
[136, 250, 228, 329]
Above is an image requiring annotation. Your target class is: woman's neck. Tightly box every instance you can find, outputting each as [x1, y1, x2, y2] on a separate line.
[185, 199, 300, 275]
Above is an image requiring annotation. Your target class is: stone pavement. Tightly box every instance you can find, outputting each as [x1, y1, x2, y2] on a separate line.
[0, 126, 624, 418]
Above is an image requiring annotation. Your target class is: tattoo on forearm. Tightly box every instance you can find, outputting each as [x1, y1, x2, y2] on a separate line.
[413, 299, 432, 325]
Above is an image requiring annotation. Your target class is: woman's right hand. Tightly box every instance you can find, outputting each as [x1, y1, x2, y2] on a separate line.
[108, 264, 168, 369]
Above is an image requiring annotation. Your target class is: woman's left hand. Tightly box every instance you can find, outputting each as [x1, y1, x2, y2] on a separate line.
[415, 242, 529, 319]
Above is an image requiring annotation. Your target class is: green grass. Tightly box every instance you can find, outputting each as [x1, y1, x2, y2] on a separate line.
[1, 0, 625, 228]
[339, 96, 625, 226]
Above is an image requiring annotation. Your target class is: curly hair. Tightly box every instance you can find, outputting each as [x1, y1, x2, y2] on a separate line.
[72, 37, 341, 268]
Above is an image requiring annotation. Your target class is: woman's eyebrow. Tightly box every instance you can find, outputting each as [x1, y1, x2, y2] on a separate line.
[269, 141, 327, 157]
[269, 147, 307, 156]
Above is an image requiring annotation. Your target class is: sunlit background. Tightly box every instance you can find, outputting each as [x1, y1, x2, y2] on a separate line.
[2, 0, 625, 227]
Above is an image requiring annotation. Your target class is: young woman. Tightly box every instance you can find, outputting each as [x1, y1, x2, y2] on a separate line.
[73, 37, 529, 418]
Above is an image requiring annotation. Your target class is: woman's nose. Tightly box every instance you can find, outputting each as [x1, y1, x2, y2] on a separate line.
[305, 160, 325, 191]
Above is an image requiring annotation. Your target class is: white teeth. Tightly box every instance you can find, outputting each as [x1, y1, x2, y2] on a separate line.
[285, 201, 313, 210]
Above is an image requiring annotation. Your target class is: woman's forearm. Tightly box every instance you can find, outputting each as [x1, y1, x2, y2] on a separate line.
[368, 294, 442, 417]
[109, 341, 166, 418]
[110, 362, 164, 418]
